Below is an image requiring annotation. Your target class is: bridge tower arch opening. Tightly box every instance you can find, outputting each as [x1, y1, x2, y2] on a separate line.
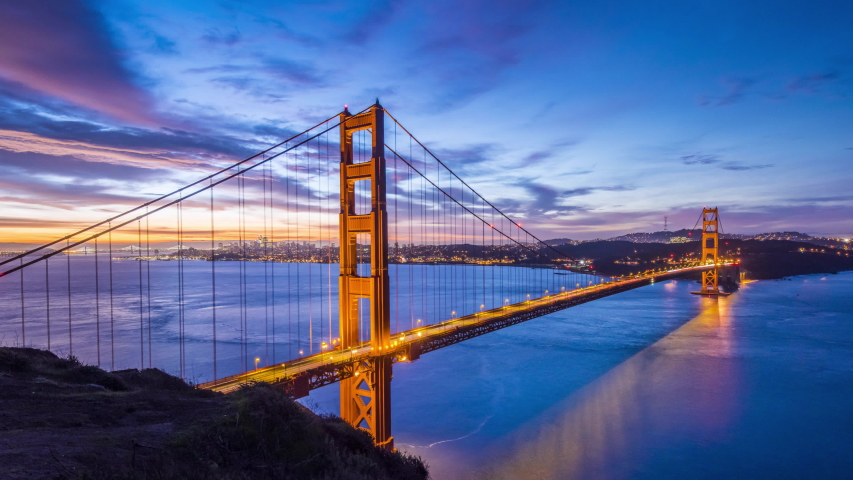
[338, 102, 394, 450]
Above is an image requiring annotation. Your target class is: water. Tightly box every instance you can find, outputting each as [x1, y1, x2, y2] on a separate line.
[3, 258, 851, 478]
[0, 256, 595, 381]
[304, 272, 853, 479]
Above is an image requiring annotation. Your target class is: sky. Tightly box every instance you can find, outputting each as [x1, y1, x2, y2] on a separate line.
[0, 0, 851, 244]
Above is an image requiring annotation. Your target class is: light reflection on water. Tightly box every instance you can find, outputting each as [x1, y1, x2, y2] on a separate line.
[470, 299, 739, 479]
[373, 273, 853, 480]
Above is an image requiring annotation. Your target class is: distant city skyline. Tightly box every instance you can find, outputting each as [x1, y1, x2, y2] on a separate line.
[1, 0, 851, 244]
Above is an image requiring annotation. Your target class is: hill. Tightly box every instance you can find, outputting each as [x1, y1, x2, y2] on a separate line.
[542, 239, 853, 279]
[0, 348, 428, 480]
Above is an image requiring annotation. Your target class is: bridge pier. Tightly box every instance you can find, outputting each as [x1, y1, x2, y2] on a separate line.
[338, 102, 394, 449]
[340, 357, 393, 449]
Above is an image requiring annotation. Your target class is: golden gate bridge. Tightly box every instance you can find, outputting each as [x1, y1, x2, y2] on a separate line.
[0, 102, 731, 450]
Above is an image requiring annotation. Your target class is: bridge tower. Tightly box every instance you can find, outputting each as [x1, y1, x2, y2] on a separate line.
[338, 102, 394, 450]
[697, 207, 721, 295]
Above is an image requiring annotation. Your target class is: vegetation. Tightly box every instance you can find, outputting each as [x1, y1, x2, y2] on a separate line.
[0, 347, 428, 480]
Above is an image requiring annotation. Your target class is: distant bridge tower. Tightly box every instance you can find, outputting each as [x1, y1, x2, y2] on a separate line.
[338, 102, 394, 450]
[696, 208, 721, 295]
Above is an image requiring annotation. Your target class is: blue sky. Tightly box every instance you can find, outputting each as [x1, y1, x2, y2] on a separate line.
[0, 0, 851, 242]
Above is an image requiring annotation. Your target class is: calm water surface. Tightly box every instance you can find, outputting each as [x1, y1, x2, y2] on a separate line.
[3, 258, 851, 478]
[305, 272, 853, 479]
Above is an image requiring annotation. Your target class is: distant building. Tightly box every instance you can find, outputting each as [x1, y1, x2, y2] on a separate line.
[669, 237, 691, 243]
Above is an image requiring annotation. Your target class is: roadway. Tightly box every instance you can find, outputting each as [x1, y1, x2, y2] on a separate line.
[200, 264, 727, 394]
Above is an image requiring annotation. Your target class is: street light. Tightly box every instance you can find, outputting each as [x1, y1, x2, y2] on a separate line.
[254, 357, 261, 370]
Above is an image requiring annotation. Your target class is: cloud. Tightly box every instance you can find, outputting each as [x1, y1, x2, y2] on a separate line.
[412, 0, 549, 110]
[679, 152, 772, 171]
[186, 58, 327, 100]
[500, 180, 633, 220]
[201, 28, 242, 46]
[342, 0, 403, 46]
[787, 194, 853, 203]
[0, 150, 169, 182]
[263, 59, 326, 87]
[787, 71, 840, 93]
[0, 177, 145, 210]
[699, 76, 757, 106]
[681, 153, 721, 165]
[0, 0, 158, 124]
[719, 163, 773, 171]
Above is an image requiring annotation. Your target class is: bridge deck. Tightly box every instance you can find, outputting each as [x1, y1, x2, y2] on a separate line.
[200, 264, 725, 395]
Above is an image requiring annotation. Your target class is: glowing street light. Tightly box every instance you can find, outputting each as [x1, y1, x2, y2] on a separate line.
[254, 357, 261, 370]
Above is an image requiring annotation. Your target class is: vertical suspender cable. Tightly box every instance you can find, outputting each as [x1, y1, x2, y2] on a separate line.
[108, 223, 114, 370]
[326, 125, 332, 345]
[263, 153, 270, 366]
[270, 150, 278, 366]
[45, 258, 50, 351]
[286, 148, 292, 359]
[146, 213, 152, 368]
[178, 199, 185, 379]
[210, 181, 217, 381]
[20, 258, 25, 346]
[138, 221, 144, 367]
[66, 239, 72, 356]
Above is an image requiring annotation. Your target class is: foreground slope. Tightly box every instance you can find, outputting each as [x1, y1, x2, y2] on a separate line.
[0, 347, 428, 480]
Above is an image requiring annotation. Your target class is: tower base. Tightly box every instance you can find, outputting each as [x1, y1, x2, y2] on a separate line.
[690, 291, 731, 296]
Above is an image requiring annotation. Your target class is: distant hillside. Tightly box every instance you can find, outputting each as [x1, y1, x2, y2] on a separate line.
[544, 230, 849, 249]
[539, 239, 853, 280]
